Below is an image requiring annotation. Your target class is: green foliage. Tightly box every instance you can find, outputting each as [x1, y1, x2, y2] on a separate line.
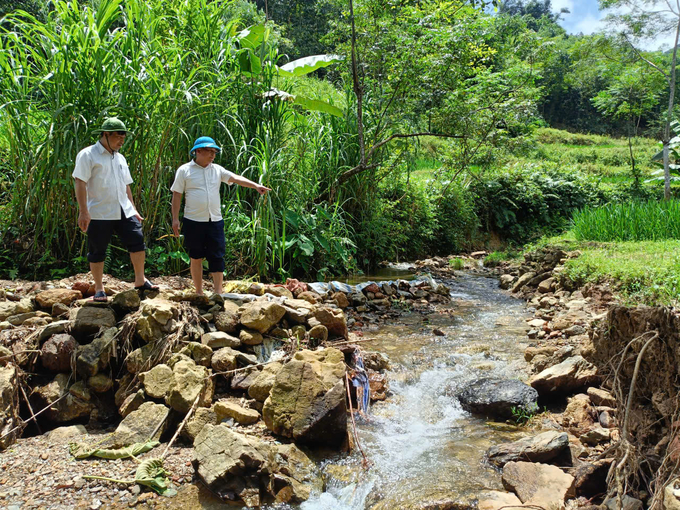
[573, 200, 680, 242]
[510, 402, 540, 425]
[448, 257, 464, 270]
[483, 250, 521, 267]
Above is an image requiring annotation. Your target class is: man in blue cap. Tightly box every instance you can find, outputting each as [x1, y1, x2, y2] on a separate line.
[73, 117, 159, 302]
[171, 136, 271, 296]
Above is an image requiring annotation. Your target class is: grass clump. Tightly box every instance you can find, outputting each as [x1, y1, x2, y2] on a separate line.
[573, 200, 680, 242]
[483, 250, 521, 267]
[449, 258, 464, 270]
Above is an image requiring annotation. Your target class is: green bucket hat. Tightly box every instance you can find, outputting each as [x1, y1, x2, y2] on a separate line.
[94, 117, 133, 134]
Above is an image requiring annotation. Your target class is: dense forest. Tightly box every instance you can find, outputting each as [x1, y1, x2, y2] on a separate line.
[0, 0, 677, 281]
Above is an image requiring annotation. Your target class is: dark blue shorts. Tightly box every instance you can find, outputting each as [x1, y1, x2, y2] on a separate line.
[182, 218, 225, 273]
[87, 210, 145, 263]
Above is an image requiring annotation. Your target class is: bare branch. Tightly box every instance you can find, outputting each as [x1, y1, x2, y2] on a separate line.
[623, 33, 670, 81]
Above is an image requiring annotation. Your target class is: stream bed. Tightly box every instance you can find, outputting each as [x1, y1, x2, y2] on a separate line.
[297, 273, 532, 509]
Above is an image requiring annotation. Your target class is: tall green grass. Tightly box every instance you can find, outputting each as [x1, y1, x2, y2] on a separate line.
[573, 200, 680, 241]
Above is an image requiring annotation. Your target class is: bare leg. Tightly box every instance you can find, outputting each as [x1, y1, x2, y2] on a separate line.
[190, 258, 204, 295]
[90, 262, 105, 292]
[211, 271, 224, 295]
[129, 251, 146, 287]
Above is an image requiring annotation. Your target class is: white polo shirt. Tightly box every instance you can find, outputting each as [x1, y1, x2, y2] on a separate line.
[170, 161, 235, 222]
[72, 142, 137, 220]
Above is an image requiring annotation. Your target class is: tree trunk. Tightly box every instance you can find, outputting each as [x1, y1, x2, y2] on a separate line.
[663, 17, 680, 200]
[349, 0, 365, 167]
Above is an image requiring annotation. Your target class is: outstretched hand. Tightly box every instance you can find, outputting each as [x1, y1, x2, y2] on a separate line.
[255, 184, 272, 196]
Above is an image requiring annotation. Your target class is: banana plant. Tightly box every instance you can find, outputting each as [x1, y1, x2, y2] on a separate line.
[649, 120, 680, 183]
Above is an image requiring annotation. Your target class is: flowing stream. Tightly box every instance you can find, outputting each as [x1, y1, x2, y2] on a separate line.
[297, 273, 531, 509]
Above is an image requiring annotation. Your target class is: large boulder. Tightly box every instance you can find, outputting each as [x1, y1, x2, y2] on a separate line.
[125, 343, 154, 374]
[30, 373, 93, 423]
[182, 406, 218, 441]
[36, 289, 82, 309]
[529, 356, 599, 396]
[41, 334, 77, 372]
[240, 301, 286, 334]
[456, 378, 538, 420]
[166, 359, 214, 413]
[0, 364, 20, 449]
[486, 431, 569, 467]
[106, 402, 170, 448]
[211, 347, 239, 373]
[76, 327, 117, 377]
[263, 348, 347, 445]
[69, 307, 116, 336]
[214, 309, 240, 334]
[271, 443, 324, 504]
[111, 289, 141, 313]
[0, 299, 33, 321]
[307, 307, 347, 339]
[193, 423, 274, 508]
[502, 461, 575, 509]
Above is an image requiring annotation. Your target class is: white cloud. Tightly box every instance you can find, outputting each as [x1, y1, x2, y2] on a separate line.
[572, 13, 604, 34]
[552, 0, 575, 13]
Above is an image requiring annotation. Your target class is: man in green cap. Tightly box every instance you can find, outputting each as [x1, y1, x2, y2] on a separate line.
[72, 117, 158, 302]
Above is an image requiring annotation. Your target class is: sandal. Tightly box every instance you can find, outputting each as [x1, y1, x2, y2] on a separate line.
[135, 279, 159, 292]
[92, 290, 108, 302]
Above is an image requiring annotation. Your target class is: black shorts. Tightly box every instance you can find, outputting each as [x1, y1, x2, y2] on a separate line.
[182, 218, 225, 273]
[87, 210, 145, 263]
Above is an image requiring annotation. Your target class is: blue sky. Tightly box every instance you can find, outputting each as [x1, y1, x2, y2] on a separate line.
[555, 0, 675, 50]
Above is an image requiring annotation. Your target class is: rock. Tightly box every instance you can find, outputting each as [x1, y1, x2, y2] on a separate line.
[69, 307, 116, 336]
[119, 389, 145, 417]
[564, 324, 586, 337]
[0, 298, 33, 321]
[231, 367, 261, 392]
[72, 281, 91, 296]
[140, 299, 176, 325]
[69, 381, 92, 401]
[265, 285, 294, 298]
[125, 343, 154, 374]
[240, 329, 264, 346]
[308, 307, 347, 339]
[30, 373, 93, 423]
[183, 407, 218, 441]
[214, 400, 260, 425]
[456, 378, 539, 420]
[166, 359, 214, 413]
[603, 495, 643, 510]
[182, 342, 213, 367]
[211, 347, 238, 372]
[76, 327, 117, 377]
[524, 346, 558, 362]
[36, 289, 82, 309]
[599, 409, 616, 428]
[664, 478, 680, 510]
[478, 491, 523, 510]
[271, 443, 324, 503]
[111, 290, 140, 313]
[106, 402, 169, 448]
[331, 292, 349, 309]
[368, 370, 388, 401]
[248, 362, 283, 402]
[0, 364, 20, 448]
[47, 424, 87, 443]
[562, 394, 596, 430]
[37, 319, 70, 343]
[87, 374, 113, 393]
[7, 311, 37, 326]
[193, 424, 273, 507]
[499, 274, 516, 290]
[573, 459, 611, 497]
[530, 356, 598, 395]
[298, 291, 322, 304]
[308, 324, 328, 344]
[214, 310, 240, 334]
[587, 387, 616, 407]
[511, 272, 536, 293]
[348, 292, 367, 306]
[363, 351, 390, 371]
[263, 348, 347, 444]
[579, 426, 611, 445]
[538, 278, 555, 293]
[202, 331, 240, 349]
[41, 334, 77, 372]
[140, 364, 174, 399]
[527, 318, 546, 329]
[284, 305, 310, 325]
[502, 461, 575, 508]
[240, 301, 286, 333]
[486, 431, 569, 467]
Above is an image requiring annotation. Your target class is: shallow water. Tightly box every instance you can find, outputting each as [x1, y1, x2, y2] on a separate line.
[162, 273, 532, 510]
[296, 274, 532, 510]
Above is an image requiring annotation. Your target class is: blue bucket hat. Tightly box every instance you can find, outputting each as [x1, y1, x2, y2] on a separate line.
[191, 136, 221, 157]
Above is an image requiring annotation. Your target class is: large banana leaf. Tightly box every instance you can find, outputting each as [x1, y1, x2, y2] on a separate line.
[277, 54, 343, 77]
[237, 24, 267, 49]
[264, 88, 343, 117]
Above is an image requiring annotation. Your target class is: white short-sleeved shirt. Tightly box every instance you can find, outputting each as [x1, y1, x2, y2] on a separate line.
[72, 141, 137, 220]
[170, 161, 235, 222]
